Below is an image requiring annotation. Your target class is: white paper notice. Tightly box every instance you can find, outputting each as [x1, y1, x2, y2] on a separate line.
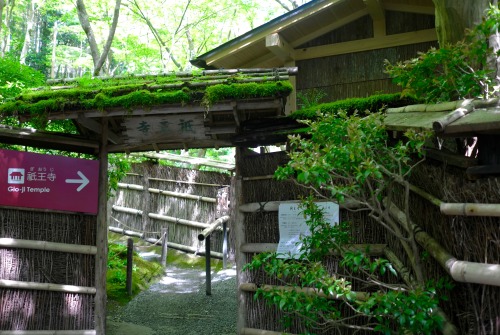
[277, 202, 339, 259]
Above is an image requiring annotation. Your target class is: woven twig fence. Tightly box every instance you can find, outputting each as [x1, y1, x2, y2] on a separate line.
[236, 150, 390, 335]
[401, 163, 500, 335]
[235, 149, 499, 335]
[0, 208, 96, 331]
[109, 162, 231, 257]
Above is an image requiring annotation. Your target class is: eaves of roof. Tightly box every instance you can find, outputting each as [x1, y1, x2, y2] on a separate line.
[190, 0, 329, 69]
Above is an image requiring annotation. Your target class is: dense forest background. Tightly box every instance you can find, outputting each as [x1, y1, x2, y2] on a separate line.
[0, 0, 310, 78]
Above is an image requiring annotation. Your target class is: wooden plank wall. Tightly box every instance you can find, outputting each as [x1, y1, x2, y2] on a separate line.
[296, 11, 438, 103]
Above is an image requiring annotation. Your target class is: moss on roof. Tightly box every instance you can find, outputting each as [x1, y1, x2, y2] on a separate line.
[290, 93, 419, 119]
[0, 70, 293, 119]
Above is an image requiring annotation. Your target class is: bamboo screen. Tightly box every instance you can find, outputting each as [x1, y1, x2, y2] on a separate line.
[236, 150, 499, 335]
[237, 150, 388, 335]
[0, 209, 96, 330]
[109, 162, 232, 256]
[404, 164, 500, 335]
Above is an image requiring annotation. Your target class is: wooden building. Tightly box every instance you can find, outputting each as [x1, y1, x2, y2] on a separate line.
[191, 0, 437, 112]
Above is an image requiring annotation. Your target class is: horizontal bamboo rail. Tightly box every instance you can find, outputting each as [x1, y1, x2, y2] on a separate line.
[240, 243, 386, 256]
[242, 175, 275, 181]
[148, 177, 229, 187]
[0, 238, 97, 255]
[198, 216, 230, 241]
[241, 328, 295, 335]
[108, 226, 223, 259]
[117, 183, 217, 202]
[136, 152, 235, 170]
[45, 67, 298, 85]
[111, 205, 143, 215]
[239, 199, 359, 213]
[149, 188, 216, 203]
[0, 331, 96, 335]
[240, 283, 369, 301]
[108, 226, 144, 238]
[406, 181, 500, 217]
[386, 201, 500, 287]
[148, 213, 210, 229]
[440, 203, 500, 217]
[0, 279, 96, 294]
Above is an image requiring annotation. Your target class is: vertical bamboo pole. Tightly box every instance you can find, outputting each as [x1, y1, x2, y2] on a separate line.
[95, 118, 108, 335]
[126, 238, 133, 296]
[205, 235, 212, 296]
[142, 168, 150, 231]
[222, 221, 228, 269]
[233, 147, 247, 333]
[160, 227, 168, 267]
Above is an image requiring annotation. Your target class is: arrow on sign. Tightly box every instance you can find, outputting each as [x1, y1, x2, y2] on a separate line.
[65, 171, 90, 192]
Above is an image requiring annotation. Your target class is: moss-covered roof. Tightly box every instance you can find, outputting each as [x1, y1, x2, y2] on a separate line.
[0, 68, 295, 154]
[0, 69, 293, 118]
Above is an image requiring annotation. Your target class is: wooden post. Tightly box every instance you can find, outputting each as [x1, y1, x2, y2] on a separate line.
[95, 118, 108, 335]
[222, 221, 228, 269]
[126, 238, 133, 296]
[205, 235, 211, 296]
[160, 227, 168, 267]
[233, 147, 247, 333]
[142, 168, 150, 231]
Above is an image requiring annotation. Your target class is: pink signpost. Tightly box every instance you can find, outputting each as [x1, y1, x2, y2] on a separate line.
[0, 149, 99, 214]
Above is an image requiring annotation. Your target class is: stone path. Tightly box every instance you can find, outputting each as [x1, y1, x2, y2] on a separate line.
[106, 265, 237, 335]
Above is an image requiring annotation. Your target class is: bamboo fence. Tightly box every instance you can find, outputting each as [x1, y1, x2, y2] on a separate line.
[0, 209, 96, 331]
[236, 149, 500, 335]
[108, 162, 232, 258]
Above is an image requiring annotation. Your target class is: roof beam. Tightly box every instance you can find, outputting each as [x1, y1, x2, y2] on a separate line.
[0, 125, 99, 154]
[383, 3, 434, 15]
[266, 33, 294, 62]
[291, 8, 369, 47]
[363, 0, 386, 37]
[205, 0, 344, 66]
[77, 114, 122, 144]
[294, 28, 437, 60]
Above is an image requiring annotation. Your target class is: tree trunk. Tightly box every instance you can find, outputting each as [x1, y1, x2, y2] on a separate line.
[1, 0, 15, 56]
[76, 0, 121, 76]
[76, 0, 100, 69]
[0, 0, 5, 42]
[50, 21, 58, 79]
[124, 0, 183, 71]
[433, 0, 491, 45]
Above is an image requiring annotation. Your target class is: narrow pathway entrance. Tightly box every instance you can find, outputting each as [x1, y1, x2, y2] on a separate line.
[106, 265, 237, 335]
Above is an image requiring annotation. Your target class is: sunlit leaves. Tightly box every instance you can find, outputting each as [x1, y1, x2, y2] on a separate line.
[385, 6, 500, 102]
[276, 110, 428, 205]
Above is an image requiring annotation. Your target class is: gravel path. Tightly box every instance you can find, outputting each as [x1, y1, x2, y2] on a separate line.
[106, 265, 237, 335]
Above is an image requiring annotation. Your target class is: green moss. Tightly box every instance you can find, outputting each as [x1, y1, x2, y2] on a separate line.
[106, 243, 164, 304]
[290, 93, 419, 119]
[0, 72, 294, 129]
[203, 81, 293, 105]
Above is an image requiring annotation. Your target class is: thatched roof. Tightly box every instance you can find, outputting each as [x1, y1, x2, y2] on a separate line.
[0, 68, 296, 154]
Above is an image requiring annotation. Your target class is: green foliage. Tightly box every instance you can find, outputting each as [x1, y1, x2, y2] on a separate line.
[106, 243, 164, 304]
[0, 57, 45, 103]
[296, 88, 327, 109]
[244, 111, 448, 333]
[276, 110, 428, 204]
[385, 5, 500, 103]
[290, 93, 418, 120]
[108, 154, 132, 197]
[245, 200, 448, 334]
